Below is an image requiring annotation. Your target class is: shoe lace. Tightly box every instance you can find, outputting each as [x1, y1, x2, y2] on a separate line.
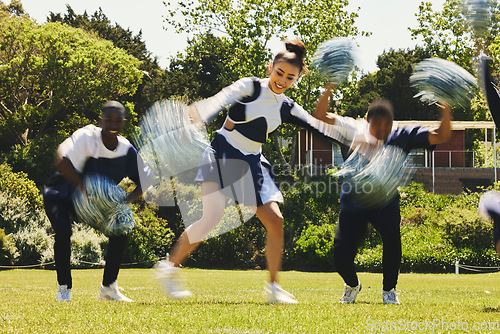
[343, 285, 356, 298]
[385, 289, 400, 302]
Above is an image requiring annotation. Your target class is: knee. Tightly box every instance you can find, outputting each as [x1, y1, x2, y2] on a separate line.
[202, 203, 226, 223]
[382, 233, 402, 248]
[264, 214, 284, 237]
[333, 241, 357, 263]
[108, 234, 128, 245]
[54, 228, 72, 241]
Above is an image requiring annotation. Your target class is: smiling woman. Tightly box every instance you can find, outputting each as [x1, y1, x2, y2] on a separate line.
[267, 40, 308, 94]
[154, 39, 341, 304]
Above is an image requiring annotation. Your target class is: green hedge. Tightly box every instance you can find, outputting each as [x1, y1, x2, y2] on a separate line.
[294, 182, 500, 272]
[1, 161, 499, 273]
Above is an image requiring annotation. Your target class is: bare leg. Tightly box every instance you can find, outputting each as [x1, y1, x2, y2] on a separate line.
[169, 182, 226, 266]
[256, 201, 284, 283]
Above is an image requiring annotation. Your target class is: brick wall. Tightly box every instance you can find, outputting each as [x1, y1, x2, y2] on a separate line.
[433, 130, 465, 167]
[411, 167, 499, 194]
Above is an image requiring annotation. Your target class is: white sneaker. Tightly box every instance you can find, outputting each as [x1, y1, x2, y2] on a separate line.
[339, 282, 361, 304]
[154, 260, 193, 299]
[266, 282, 298, 304]
[383, 288, 400, 305]
[98, 281, 133, 302]
[56, 285, 72, 301]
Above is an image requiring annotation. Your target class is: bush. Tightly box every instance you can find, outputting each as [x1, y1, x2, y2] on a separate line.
[189, 217, 267, 269]
[294, 224, 336, 269]
[0, 228, 17, 265]
[437, 208, 492, 249]
[1, 134, 62, 187]
[0, 191, 53, 265]
[400, 224, 457, 272]
[0, 163, 43, 210]
[124, 205, 176, 266]
[290, 182, 500, 272]
[68, 223, 107, 267]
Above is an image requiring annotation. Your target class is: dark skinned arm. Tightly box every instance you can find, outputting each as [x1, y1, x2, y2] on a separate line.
[313, 83, 337, 125]
[55, 151, 86, 196]
[428, 103, 452, 146]
[124, 186, 143, 204]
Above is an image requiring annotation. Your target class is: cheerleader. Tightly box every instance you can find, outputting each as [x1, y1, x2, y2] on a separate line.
[314, 85, 452, 305]
[43, 101, 150, 302]
[156, 40, 339, 303]
[478, 57, 500, 256]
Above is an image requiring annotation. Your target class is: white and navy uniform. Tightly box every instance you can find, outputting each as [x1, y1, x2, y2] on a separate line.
[44, 124, 149, 200]
[192, 77, 339, 206]
[331, 115, 435, 292]
[478, 59, 500, 244]
[43, 124, 150, 289]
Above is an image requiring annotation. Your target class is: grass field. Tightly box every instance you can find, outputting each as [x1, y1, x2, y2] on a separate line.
[1, 269, 500, 333]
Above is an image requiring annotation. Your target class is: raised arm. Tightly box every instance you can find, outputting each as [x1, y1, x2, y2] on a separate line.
[481, 57, 500, 128]
[428, 103, 452, 146]
[313, 84, 337, 125]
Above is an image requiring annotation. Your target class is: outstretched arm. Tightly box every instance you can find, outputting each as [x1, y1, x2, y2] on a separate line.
[189, 77, 256, 124]
[313, 84, 337, 125]
[481, 57, 500, 128]
[428, 103, 452, 146]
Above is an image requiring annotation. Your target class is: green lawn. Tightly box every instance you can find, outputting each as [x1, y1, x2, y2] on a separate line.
[1, 269, 500, 333]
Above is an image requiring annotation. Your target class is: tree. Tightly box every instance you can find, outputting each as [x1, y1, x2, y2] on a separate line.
[338, 48, 442, 120]
[409, 0, 500, 67]
[47, 5, 163, 115]
[0, 0, 26, 16]
[163, 0, 368, 166]
[0, 13, 142, 183]
[163, 33, 241, 102]
[408, 0, 496, 123]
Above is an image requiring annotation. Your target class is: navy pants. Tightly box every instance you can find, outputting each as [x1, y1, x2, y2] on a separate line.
[489, 211, 500, 244]
[44, 195, 127, 289]
[333, 197, 401, 291]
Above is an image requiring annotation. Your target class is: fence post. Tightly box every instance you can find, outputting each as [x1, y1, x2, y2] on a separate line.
[494, 126, 497, 183]
[432, 150, 435, 193]
[455, 260, 459, 276]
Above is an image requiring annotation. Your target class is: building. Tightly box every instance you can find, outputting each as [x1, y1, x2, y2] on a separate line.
[296, 121, 498, 194]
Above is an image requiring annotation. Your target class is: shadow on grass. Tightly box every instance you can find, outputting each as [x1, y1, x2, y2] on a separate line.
[138, 299, 270, 306]
[483, 306, 500, 313]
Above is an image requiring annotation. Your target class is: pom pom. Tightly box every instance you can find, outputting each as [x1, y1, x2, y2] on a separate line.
[72, 175, 134, 236]
[462, 0, 491, 38]
[410, 58, 477, 108]
[478, 190, 500, 219]
[335, 146, 413, 209]
[133, 100, 211, 179]
[311, 37, 356, 84]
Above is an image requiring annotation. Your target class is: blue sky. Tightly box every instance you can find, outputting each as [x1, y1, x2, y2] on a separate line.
[21, 0, 445, 73]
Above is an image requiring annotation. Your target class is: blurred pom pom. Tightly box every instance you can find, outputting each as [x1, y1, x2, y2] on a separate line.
[478, 190, 500, 219]
[335, 146, 413, 209]
[72, 175, 134, 236]
[462, 0, 490, 38]
[312, 37, 356, 84]
[134, 100, 211, 178]
[410, 58, 477, 108]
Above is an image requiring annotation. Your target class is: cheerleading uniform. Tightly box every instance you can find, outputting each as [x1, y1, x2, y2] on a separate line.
[479, 58, 500, 245]
[192, 77, 340, 206]
[43, 124, 148, 289]
[331, 116, 434, 291]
